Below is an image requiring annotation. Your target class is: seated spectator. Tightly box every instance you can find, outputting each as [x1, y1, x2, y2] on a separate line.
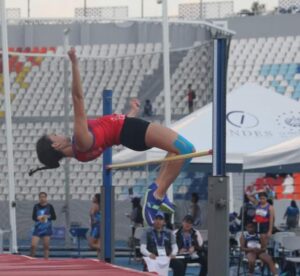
[143, 99, 153, 117]
[229, 212, 241, 235]
[140, 211, 184, 276]
[175, 215, 208, 276]
[240, 222, 278, 276]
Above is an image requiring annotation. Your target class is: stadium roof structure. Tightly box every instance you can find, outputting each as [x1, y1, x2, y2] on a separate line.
[7, 17, 235, 37]
[113, 83, 300, 172]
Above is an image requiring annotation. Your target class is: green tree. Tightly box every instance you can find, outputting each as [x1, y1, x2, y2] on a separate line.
[251, 1, 266, 15]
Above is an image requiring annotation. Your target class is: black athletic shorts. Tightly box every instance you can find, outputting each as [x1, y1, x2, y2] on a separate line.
[120, 117, 152, 151]
[256, 222, 269, 234]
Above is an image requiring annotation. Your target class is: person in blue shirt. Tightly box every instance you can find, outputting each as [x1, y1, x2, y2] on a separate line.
[30, 192, 56, 259]
[283, 200, 299, 229]
[88, 193, 101, 255]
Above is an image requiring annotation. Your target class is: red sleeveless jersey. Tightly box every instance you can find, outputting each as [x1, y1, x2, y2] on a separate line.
[72, 114, 125, 162]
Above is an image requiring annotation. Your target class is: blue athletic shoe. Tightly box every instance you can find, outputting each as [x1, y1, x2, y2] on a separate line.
[143, 188, 162, 226]
[147, 183, 175, 214]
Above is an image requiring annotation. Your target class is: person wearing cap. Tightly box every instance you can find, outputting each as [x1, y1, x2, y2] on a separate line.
[175, 215, 208, 276]
[140, 211, 185, 276]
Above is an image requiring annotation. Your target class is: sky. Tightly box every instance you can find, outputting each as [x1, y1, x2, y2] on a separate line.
[7, 0, 279, 18]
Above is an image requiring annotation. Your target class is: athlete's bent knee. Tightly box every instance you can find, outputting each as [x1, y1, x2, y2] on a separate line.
[173, 135, 195, 169]
[173, 134, 195, 155]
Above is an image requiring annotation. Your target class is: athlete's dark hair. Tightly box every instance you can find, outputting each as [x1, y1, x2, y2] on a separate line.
[39, 191, 48, 197]
[28, 135, 64, 176]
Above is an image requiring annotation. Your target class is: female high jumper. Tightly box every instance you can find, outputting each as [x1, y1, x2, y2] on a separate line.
[30, 48, 195, 226]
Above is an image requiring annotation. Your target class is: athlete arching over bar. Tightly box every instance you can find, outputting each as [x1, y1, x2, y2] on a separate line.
[30, 48, 195, 226]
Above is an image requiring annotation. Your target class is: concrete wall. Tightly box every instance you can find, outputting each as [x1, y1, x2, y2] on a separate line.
[6, 21, 209, 49]
[224, 13, 300, 38]
[5, 14, 300, 49]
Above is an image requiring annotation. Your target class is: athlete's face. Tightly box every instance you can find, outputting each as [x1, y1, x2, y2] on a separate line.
[48, 134, 71, 145]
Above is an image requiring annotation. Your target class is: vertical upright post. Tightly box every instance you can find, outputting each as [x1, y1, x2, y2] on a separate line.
[208, 37, 229, 276]
[141, 0, 144, 18]
[161, 0, 171, 128]
[101, 90, 114, 263]
[63, 28, 71, 238]
[212, 38, 227, 177]
[1, 0, 18, 253]
[84, 0, 87, 17]
[199, 0, 203, 19]
[160, 0, 173, 208]
[27, 0, 30, 18]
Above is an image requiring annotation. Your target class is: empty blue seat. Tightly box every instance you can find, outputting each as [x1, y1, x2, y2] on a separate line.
[271, 80, 280, 88]
[285, 73, 295, 81]
[292, 91, 300, 100]
[287, 64, 297, 74]
[276, 86, 285, 94]
[260, 64, 270, 76]
[289, 79, 298, 88]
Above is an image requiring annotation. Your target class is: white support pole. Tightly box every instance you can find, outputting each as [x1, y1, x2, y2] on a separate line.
[161, 0, 171, 128]
[0, 0, 18, 253]
[161, 0, 173, 207]
[63, 28, 71, 239]
[141, 0, 144, 18]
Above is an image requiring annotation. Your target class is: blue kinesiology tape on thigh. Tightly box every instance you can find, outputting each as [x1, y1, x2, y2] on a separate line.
[173, 134, 195, 169]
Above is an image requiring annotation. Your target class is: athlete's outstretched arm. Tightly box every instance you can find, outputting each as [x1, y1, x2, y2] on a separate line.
[127, 98, 140, 117]
[68, 48, 93, 151]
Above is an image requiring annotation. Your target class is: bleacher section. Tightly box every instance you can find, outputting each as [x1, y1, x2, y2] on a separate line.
[228, 36, 300, 98]
[0, 43, 164, 201]
[7, 43, 161, 118]
[152, 42, 214, 115]
[0, 35, 300, 201]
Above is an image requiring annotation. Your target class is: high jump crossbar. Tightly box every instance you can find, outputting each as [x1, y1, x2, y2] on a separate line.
[106, 149, 212, 170]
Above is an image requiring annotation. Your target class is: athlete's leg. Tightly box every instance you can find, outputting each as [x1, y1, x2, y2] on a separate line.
[145, 123, 195, 198]
[30, 236, 40, 257]
[42, 236, 50, 259]
[143, 123, 194, 224]
[88, 237, 100, 250]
